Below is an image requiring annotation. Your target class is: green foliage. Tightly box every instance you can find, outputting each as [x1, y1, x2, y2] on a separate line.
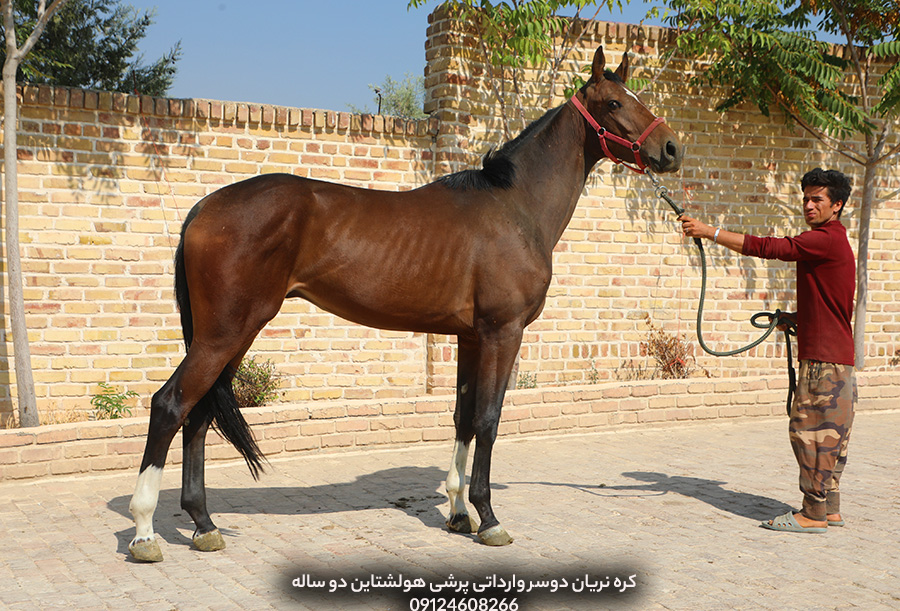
[408, 1, 627, 136]
[1, 0, 181, 96]
[586, 358, 600, 384]
[347, 73, 427, 118]
[871, 39, 900, 116]
[232, 356, 281, 408]
[517, 370, 538, 388]
[409, 0, 623, 68]
[663, 0, 900, 140]
[90, 382, 138, 420]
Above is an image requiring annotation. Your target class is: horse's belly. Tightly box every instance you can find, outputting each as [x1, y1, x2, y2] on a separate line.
[290, 278, 474, 336]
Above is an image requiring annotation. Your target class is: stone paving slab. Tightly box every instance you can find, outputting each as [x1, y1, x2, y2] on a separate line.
[1, 411, 899, 610]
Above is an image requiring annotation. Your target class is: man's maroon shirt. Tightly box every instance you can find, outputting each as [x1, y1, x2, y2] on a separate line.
[742, 220, 855, 366]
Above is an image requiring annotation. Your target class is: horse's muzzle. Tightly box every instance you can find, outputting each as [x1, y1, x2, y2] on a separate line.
[651, 138, 683, 174]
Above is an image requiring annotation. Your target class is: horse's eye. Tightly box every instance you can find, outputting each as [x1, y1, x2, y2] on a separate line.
[607, 100, 622, 111]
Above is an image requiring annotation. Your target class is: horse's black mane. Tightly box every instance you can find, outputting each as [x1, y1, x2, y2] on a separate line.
[603, 69, 624, 85]
[436, 107, 562, 192]
[436, 149, 516, 191]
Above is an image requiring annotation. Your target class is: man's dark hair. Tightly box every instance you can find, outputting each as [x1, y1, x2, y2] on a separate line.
[801, 168, 852, 217]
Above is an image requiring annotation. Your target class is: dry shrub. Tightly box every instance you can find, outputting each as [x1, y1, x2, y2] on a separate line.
[232, 356, 282, 407]
[617, 315, 709, 381]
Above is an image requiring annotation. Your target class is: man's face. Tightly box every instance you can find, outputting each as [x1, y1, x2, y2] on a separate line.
[802, 185, 843, 228]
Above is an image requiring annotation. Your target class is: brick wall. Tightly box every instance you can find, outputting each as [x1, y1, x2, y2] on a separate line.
[1, 371, 896, 482]
[0, 13, 898, 426]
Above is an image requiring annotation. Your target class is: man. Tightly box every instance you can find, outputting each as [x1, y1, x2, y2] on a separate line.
[680, 168, 856, 533]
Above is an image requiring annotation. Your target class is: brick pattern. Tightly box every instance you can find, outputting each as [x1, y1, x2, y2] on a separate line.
[1, 371, 896, 482]
[5, 86, 442, 424]
[0, 14, 898, 425]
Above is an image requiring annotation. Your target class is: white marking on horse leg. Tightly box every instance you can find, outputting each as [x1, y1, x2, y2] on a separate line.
[129, 465, 164, 544]
[446, 439, 470, 518]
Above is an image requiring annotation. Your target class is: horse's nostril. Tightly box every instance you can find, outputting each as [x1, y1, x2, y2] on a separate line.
[665, 140, 678, 159]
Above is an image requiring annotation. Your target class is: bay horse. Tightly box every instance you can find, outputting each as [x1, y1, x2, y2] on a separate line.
[128, 46, 682, 562]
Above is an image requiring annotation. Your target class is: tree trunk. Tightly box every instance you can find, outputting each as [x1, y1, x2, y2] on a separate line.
[3, 60, 38, 426]
[853, 161, 877, 371]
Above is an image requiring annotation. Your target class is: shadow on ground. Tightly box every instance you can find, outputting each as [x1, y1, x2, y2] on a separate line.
[512, 470, 793, 521]
[108, 465, 509, 558]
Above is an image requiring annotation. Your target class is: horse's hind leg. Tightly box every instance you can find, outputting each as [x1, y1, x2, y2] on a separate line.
[446, 339, 479, 534]
[129, 344, 244, 562]
[180, 348, 253, 553]
[180, 400, 223, 552]
[129, 373, 189, 562]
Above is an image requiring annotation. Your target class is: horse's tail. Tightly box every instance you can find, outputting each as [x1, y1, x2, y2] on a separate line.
[174, 205, 265, 479]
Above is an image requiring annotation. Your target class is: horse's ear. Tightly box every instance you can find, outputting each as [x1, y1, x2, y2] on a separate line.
[615, 52, 630, 82]
[591, 46, 607, 81]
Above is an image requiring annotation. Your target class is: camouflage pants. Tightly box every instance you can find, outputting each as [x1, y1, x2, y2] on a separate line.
[789, 360, 856, 522]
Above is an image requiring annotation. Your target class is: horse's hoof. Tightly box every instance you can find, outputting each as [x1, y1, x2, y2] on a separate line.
[447, 513, 478, 534]
[477, 524, 514, 546]
[192, 529, 226, 552]
[129, 537, 163, 562]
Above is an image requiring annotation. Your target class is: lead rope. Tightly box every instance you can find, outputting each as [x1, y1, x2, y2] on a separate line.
[645, 170, 797, 414]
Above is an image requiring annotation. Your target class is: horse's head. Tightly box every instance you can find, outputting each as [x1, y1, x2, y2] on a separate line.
[574, 47, 682, 174]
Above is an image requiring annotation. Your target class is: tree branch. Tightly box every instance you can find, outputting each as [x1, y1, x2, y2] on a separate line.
[14, 0, 69, 61]
[2, 0, 16, 59]
[769, 85, 868, 164]
[545, 5, 606, 107]
[830, 2, 866, 105]
[829, 0, 876, 159]
[460, 4, 513, 142]
[874, 135, 900, 165]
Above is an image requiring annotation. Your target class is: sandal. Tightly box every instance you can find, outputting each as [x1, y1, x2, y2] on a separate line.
[761, 511, 827, 533]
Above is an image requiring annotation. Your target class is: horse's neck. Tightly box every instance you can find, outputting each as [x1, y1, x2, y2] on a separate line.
[512, 104, 594, 250]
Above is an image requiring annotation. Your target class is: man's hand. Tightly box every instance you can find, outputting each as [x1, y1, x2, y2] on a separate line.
[680, 215, 714, 240]
[777, 312, 798, 331]
[680, 215, 745, 253]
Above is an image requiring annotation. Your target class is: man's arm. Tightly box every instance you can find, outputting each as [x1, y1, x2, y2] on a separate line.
[680, 215, 745, 254]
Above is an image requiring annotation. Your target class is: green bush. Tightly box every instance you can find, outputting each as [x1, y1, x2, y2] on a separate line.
[90, 382, 138, 419]
[517, 371, 538, 389]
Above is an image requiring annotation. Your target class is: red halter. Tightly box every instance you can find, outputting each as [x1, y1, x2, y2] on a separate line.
[570, 94, 666, 174]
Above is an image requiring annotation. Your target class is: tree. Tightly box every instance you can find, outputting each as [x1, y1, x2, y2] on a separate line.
[663, 0, 900, 369]
[347, 73, 428, 118]
[2, 0, 70, 427]
[408, 0, 627, 140]
[1, 0, 180, 96]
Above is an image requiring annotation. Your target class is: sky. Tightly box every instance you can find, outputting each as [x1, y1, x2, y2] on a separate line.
[125, 0, 667, 112]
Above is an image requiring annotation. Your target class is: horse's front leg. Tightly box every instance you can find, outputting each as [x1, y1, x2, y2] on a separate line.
[446, 337, 480, 533]
[181, 403, 226, 552]
[468, 323, 524, 546]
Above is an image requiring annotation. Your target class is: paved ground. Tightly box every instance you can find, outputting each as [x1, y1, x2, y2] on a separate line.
[1, 410, 899, 611]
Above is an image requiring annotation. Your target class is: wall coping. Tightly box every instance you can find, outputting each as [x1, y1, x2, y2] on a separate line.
[7, 82, 442, 137]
